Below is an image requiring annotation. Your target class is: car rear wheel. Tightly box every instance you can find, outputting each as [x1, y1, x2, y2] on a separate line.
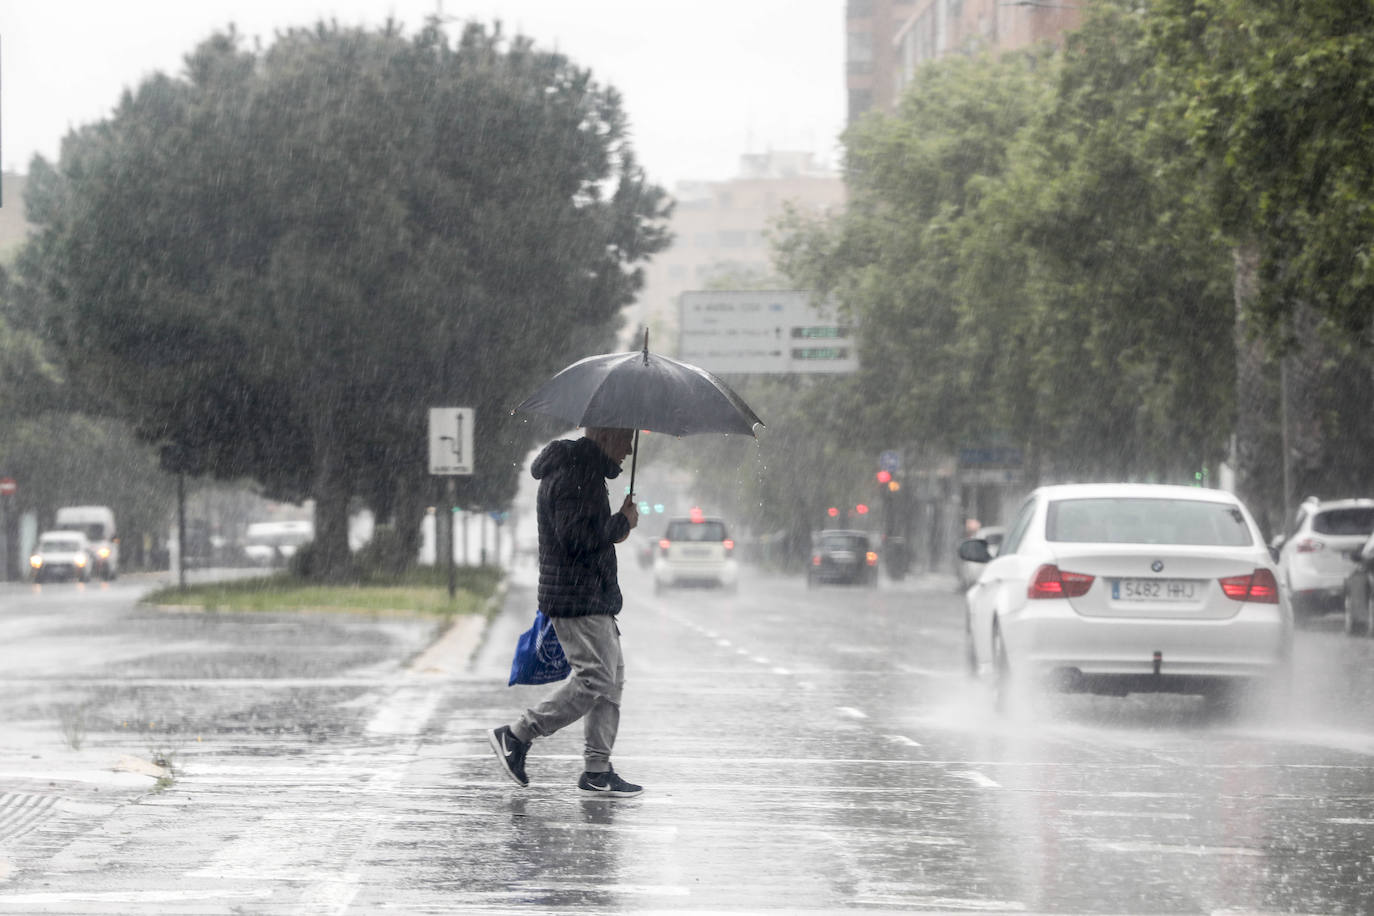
[1345, 586, 1367, 636]
[992, 622, 1012, 715]
[1366, 586, 1374, 639]
[963, 621, 978, 679]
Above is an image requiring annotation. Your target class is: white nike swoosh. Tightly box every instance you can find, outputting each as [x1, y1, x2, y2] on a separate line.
[501, 733, 512, 755]
[585, 782, 614, 792]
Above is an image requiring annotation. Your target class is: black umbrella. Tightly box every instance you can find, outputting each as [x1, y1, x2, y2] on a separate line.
[514, 330, 764, 495]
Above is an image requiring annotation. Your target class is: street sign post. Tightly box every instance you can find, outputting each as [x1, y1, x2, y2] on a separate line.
[429, 408, 474, 599]
[0, 478, 12, 582]
[679, 290, 858, 374]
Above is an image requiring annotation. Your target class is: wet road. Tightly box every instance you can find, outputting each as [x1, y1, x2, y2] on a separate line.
[1, 562, 1373, 913]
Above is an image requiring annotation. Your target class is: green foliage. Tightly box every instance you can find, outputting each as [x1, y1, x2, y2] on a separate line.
[143, 564, 501, 616]
[776, 3, 1237, 484]
[17, 20, 670, 579]
[1148, 0, 1374, 345]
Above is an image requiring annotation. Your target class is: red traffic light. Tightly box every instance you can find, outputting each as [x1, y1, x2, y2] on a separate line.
[827, 507, 839, 518]
[876, 470, 892, 484]
[855, 504, 869, 515]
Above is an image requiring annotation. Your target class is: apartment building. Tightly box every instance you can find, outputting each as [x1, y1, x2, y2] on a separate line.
[628, 151, 845, 351]
[848, 0, 1083, 122]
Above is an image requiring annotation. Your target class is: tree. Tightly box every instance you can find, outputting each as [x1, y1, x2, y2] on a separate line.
[956, 1, 1235, 480]
[18, 21, 670, 579]
[777, 50, 1057, 461]
[1148, 0, 1374, 521]
[1148, 0, 1374, 346]
[775, 4, 1238, 492]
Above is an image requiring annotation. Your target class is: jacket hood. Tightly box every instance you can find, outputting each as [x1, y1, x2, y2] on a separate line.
[531, 437, 623, 480]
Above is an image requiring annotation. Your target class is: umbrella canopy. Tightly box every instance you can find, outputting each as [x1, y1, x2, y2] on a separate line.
[514, 332, 764, 495]
[514, 334, 763, 437]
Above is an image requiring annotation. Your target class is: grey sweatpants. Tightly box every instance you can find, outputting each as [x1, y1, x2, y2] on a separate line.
[511, 614, 624, 773]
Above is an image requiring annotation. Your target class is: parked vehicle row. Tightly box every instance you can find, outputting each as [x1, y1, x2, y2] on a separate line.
[1269, 496, 1374, 635]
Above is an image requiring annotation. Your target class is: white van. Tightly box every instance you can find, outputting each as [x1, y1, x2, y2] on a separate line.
[54, 505, 119, 580]
[243, 520, 314, 567]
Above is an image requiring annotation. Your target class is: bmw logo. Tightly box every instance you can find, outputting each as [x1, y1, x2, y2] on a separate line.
[1151, 560, 1164, 573]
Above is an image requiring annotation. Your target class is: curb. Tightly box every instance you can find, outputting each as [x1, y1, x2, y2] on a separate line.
[405, 579, 508, 676]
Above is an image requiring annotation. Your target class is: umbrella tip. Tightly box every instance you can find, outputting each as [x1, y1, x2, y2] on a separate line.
[642, 327, 650, 365]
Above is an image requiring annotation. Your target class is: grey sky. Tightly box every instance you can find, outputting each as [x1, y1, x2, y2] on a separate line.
[2, 0, 846, 188]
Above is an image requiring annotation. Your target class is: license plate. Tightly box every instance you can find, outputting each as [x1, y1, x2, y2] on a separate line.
[679, 546, 711, 558]
[1111, 578, 1199, 601]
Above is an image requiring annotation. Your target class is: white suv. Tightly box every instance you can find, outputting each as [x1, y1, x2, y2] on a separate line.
[1276, 497, 1374, 619]
[652, 517, 739, 594]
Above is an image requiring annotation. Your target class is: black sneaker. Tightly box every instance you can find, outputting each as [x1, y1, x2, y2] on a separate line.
[577, 768, 642, 798]
[488, 725, 530, 787]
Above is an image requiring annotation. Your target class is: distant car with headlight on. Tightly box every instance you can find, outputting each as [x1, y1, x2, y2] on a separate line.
[957, 483, 1291, 713]
[30, 531, 95, 583]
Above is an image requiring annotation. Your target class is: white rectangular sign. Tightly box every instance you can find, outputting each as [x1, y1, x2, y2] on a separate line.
[429, 407, 475, 475]
[678, 290, 858, 374]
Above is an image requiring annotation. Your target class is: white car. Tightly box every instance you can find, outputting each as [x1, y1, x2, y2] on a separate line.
[29, 531, 95, 583]
[1275, 497, 1374, 620]
[242, 520, 315, 567]
[958, 483, 1291, 712]
[652, 516, 739, 594]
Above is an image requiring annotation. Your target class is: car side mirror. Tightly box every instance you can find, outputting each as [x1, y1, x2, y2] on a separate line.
[958, 538, 992, 564]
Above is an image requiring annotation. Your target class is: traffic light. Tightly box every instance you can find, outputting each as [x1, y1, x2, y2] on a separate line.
[876, 470, 892, 484]
[855, 504, 869, 515]
[827, 507, 839, 518]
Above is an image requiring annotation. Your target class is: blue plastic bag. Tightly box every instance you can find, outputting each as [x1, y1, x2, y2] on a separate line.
[507, 610, 571, 686]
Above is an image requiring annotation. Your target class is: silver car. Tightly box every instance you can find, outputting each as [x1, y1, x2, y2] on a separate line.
[29, 531, 94, 583]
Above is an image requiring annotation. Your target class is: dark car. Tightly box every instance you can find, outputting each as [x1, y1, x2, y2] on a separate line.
[808, 529, 878, 587]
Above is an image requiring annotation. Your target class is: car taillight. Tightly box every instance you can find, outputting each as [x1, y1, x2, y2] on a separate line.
[811, 555, 821, 566]
[658, 539, 671, 556]
[1219, 568, 1280, 603]
[1295, 538, 1324, 553]
[723, 538, 734, 557]
[1028, 564, 1094, 599]
[866, 551, 878, 566]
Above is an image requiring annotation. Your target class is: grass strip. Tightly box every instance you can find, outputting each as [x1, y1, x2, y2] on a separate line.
[143, 565, 503, 618]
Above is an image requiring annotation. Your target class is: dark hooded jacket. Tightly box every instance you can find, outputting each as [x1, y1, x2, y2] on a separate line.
[532, 437, 631, 617]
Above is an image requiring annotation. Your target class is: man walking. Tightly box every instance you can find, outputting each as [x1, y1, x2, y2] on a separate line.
[488, 426, 642, 797]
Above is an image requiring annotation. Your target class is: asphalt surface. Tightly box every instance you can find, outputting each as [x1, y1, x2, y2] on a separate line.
[0, 560, 1373, 914]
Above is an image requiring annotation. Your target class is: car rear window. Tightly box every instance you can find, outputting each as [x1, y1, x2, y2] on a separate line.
[1313, 508, 1374, 536]
[665, 521, 728, 542]
[1046, 498, 1253, 547]
[820, 533, 868, 550]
